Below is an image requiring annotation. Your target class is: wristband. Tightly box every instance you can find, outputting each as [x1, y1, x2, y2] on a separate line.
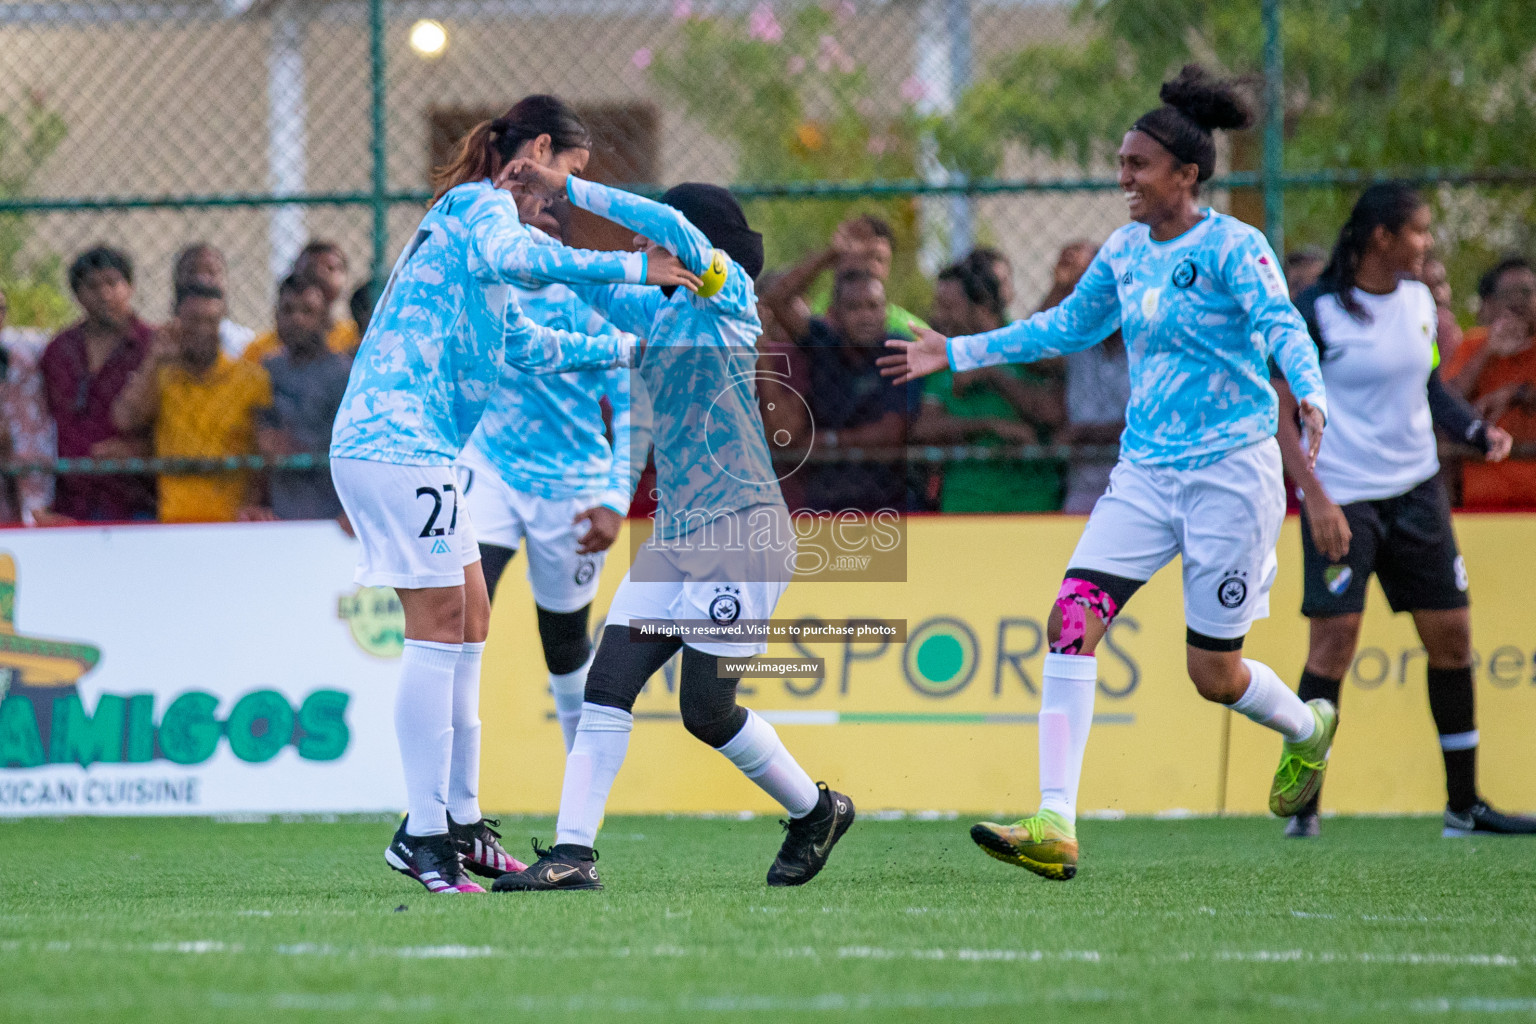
[696, 249, 729, 298]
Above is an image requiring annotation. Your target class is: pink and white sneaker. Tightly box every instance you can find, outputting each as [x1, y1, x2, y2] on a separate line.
[385, 824, 485, 893]
[448, 815, 528, 879]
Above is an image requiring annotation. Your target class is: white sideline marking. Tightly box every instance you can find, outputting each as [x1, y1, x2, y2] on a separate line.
[837, 946, 1103, 963]
[1198, 950, 1527, 967]
[1411, 998, 1536, 1014]
[17, 938, 1531, 974]
[391, 945, 497, 959]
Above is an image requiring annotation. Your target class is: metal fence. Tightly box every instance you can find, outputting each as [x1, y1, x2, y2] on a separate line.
[1, 0, 1534, 514]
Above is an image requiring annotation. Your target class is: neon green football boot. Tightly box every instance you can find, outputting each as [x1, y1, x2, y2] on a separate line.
[1269, 699, 1339, 817]
[969, 809, 1078, 881]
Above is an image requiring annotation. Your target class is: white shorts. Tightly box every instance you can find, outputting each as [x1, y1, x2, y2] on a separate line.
[332, 457, 479, 590]
[604, 504, 795, 657]
[1068, 439, 1285, 640]
[456, 448, 605, 613]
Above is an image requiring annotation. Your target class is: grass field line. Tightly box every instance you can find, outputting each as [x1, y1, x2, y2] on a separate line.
[10, 988, 1536, 1018]
[4, 936, 1531, 970]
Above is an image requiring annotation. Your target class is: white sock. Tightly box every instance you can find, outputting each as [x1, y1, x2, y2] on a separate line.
[1232, 659, 1316, 742]
[554, 702, 632, 847]
[446, 641, 485, 825]
[716, 710, 819, 818]
[396, 639, 462, 836]
[1038, 652, 1098, 822]
[550, 653, 594, 754]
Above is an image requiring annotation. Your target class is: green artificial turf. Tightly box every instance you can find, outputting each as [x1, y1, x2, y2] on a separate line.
[2, 815, 1533, 1023]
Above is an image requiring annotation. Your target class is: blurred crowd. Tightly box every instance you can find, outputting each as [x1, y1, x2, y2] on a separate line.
[2, 211, 1535, 527]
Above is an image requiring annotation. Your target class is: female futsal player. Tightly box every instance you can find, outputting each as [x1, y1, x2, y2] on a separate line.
[1275, 182, 1534, 839]
[490, 163, 855, 892]
[458, 194, 650, 755]
[330, 95, 698, 894]
[881, 65, 1334, 881]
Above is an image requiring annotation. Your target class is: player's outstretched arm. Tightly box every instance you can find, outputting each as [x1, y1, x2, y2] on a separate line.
[470, 183, 698, 292]
[502, 160, 705, 291]
[502, 307, 639, 375]
[878, 326, 951, 384]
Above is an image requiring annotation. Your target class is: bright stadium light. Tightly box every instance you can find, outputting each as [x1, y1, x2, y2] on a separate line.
[409, 19, 448, 58]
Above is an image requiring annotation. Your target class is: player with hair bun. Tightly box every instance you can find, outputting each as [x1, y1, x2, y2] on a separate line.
[882, 65, 1336, 880]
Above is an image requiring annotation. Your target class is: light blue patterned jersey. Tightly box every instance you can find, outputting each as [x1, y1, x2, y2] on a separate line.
[949, 209, 1327, 469]
[464, 226, 651, 514]
[564, 176, 783, 539]
[331, 179, 646, 466]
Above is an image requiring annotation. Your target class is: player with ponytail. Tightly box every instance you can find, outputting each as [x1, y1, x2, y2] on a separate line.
[1275, 182, 1530, 840]
[330, 95, 699, 895]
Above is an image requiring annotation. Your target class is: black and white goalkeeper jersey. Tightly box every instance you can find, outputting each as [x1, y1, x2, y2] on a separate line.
[1302, 281, 1442, 504]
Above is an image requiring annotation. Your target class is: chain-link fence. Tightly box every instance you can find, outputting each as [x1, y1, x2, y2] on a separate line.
[2, 0, 1534, 520]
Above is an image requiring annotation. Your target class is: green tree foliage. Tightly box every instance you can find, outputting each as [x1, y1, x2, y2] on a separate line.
[0, 93, 71, 328]
[649, 3, 934, 311]
[945, 0, 1536, 315]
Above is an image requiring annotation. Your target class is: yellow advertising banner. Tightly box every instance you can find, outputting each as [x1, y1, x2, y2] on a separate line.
[480, 515, 1536, 816]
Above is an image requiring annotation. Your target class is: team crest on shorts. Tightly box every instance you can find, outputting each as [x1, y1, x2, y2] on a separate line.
[1454, 556, 1468, 592]
[1325, 565, 1353, 596]
[1172, 259, 1198, 289]
[708, 585, 742, 625]
[1217, 570, 1248, 608]
[574, 558, 597, 586]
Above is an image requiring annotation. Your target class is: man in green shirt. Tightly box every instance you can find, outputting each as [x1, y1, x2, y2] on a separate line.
[913, 261, 1064, 512]
[787, 215, 929, 337]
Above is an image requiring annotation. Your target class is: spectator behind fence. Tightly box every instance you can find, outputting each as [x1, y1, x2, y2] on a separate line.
[1443, 257, 1536, 508]
[914, 258, 1064, 512]
[1047, 241, 1131, 513]
[755, 270, 814, 510]
[963, 245, 1017, 318]
[40, 246, 157, 523]
[786, 215, 928, 337]
[173, 242, 255, 359]
[255, 275, 350, 521]
[242, 240, 360, 363]
[1284, 247, 1327, 302]
[0, 287, 56, 524]
[112, 283, 272, 523]
[763, 266, 917, 512]
[1420, 256, 1463, 366]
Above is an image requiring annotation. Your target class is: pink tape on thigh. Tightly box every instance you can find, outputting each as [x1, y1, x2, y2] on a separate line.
[1051, 577, 1120, 655]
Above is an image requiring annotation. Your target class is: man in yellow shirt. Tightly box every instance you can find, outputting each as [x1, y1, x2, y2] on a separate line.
[113, 283, 273, 522]
[241, 241, 359, 363]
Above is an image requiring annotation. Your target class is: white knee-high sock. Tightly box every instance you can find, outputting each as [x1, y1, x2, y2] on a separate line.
[396, 639, 462, 836]
[550, 653, 594, 754]
[446, 641, 485, 825]
[1038, 652, 1098, 822]
[554, 702, 632, 847]
[1231, 659, 1316, 742]
[716, 710, 819, 818]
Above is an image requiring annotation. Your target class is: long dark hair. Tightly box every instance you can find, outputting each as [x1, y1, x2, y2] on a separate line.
[1131, 64, 1253, 188]
[431, 94, 591, 203]
[1318, 182, 1426, 320]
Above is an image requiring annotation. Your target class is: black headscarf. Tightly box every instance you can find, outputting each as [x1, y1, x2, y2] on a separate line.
[660, 183, 764, 281]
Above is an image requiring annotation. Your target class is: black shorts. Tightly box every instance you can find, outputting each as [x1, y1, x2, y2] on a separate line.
[1300, 475, 1469, 617]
